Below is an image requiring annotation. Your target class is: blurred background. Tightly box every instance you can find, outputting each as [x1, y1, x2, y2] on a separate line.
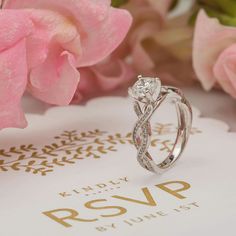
[1, 0, 236, 130]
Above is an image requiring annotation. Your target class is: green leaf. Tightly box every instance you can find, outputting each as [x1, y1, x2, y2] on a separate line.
[111, 0, 128, 8]
[200, 0, 236, 17]
[205, 6, 236, 26]
[194, 0, 236, 26]
[190, 2, 236, 27]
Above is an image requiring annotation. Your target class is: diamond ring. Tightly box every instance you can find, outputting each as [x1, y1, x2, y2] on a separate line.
[129, 75, 192, 174]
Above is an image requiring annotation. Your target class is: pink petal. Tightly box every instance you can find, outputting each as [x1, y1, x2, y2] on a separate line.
[26, 28, 50, 69]
[28, 46, 80, 106]
[193, 10, 236, 90]
[74, 59, 134, 102]
[24, 9, 81, 69]
[0, 10, 33, 51]
[121, 0, 170, 72]
[148, 0, 173, 19]
[0, 39, 28, 129]
[4, 0, 111, 28]
[73, 68, 96, 102]
[90, 59, 134, 91]
[4, 0, 132, 66]
[77, 7, 132, 66]
[125, 0, 167, 23]
[213, 44, 236, 97]
[130, 22, 159, 71]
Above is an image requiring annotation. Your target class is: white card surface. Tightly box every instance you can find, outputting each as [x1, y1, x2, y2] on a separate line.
[0, 96, 235, 236]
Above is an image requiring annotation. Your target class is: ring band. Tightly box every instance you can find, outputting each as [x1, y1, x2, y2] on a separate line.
[129, 75, 192, 174]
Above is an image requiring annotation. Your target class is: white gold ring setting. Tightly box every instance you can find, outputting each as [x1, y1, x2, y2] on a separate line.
[129, 75, 193, 174]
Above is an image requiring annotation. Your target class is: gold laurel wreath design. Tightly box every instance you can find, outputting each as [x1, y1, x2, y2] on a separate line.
[0, 124, 201, 176]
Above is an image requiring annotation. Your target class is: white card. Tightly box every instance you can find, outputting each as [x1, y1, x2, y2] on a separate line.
[0, 96, 235, 236]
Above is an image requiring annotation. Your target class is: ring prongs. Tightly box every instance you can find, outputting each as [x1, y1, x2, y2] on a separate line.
[129, 75, 161, 103]
[137, 75, 143, 79]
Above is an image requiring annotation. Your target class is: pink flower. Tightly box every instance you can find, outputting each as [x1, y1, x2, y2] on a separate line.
[0, 11, 32, 129]
[193, 10, 236, 98]
[112, 0, 195, 86]
[0, 0, 132, 129]
[73, 57, 135, 102]
[120, 0, 172, 72]
[74, 0, 193, 101]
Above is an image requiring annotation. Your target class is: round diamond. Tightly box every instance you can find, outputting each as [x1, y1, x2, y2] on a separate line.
[130, 77, 161, 100]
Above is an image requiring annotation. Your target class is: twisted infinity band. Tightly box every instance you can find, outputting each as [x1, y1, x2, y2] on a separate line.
[129, 75, 192, 174]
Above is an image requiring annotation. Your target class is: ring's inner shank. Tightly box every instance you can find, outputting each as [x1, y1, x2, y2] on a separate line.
[158, 89, 192, 170]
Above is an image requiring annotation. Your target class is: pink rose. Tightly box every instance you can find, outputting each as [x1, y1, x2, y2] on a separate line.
[0, 0, 132, 129]
[193, 10, 236, 98]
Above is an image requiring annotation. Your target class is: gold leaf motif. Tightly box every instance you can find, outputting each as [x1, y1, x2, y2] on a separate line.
[0, 125, 201, 176]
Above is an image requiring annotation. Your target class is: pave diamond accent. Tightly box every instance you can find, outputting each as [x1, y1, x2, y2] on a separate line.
[129, 75, 193, 174]
[129, 76, 161, 101]
[132, 101, 154, 171]
[130, 76, 163, 172]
